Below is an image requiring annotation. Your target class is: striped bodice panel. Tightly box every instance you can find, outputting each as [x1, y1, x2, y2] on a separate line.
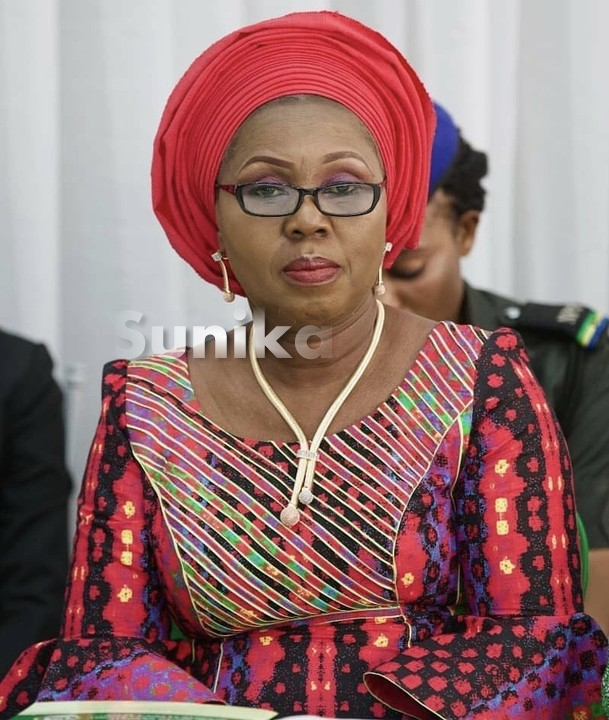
[125, 322, 487, 637]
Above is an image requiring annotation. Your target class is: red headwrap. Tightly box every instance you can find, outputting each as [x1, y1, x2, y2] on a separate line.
[152, 11, 435, 295]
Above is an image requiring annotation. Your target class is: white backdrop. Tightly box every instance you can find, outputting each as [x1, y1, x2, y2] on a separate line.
[1, 0, 608, 492]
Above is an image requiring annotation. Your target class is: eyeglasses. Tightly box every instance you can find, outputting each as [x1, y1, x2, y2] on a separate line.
[216, 180, 386, 217]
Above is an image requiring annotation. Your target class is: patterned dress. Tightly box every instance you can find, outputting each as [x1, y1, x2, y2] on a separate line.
[603, 664, 609, 716]
[1, 324, 607, 720]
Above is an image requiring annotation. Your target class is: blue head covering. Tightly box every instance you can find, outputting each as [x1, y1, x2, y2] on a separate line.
[429, 102, 460, 196]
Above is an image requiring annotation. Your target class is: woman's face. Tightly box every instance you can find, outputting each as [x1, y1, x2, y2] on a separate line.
[383, 190, 477, 322]
[215, 97, 387, 327]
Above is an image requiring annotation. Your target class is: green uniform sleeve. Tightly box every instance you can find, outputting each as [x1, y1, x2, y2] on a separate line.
[561, 339, 609, 548]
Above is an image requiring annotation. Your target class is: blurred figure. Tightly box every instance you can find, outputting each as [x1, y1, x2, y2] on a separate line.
[0, 328, 72, 676]
[384, 101, 609, 634]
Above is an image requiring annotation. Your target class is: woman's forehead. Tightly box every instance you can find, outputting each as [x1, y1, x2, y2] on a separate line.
[221, 95, 382, 168]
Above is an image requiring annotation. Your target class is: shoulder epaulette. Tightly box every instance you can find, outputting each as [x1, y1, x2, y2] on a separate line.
[501, 301, 609, 350]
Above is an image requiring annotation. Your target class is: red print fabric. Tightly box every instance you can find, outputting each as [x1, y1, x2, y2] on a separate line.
[0, 325, 606, 719]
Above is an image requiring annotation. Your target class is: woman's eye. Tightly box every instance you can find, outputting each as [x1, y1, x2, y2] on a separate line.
[387, 262, 425, 280]
[322, 183, 358, 196]
[245, 184, 289, 199]
[399, 266, 424, 280]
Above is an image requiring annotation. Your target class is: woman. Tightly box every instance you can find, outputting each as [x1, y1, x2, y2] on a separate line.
[1, 11, 606, 720]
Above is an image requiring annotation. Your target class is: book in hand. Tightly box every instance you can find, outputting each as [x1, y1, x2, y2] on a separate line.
[16, 700, 278, 720]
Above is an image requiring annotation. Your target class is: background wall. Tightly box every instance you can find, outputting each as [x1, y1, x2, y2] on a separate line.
[1, 0, 608, 495]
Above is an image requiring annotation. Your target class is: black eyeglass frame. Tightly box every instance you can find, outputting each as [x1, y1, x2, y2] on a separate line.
[215, 179, 387, 217]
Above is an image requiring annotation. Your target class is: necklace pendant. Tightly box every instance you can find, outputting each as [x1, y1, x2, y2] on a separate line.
[298, 488, 314, 505]
[296, 448, 318, 461]
[280, 504, 300, 527]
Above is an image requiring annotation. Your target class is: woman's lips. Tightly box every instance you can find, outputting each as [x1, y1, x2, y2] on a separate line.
[282, 257, 341, 285]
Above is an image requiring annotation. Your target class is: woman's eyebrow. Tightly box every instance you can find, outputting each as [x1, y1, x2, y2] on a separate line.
[322, 150, 371, 168]
[240, 155, 294, 170]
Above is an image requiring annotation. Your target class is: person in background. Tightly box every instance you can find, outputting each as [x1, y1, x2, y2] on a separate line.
[1, 13, 607, 719]
[384, 101, 609, 636]
[0, 328, 72, 677]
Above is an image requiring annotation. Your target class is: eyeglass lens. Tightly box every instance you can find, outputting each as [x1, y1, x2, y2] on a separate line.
[239, 183, 377, 216]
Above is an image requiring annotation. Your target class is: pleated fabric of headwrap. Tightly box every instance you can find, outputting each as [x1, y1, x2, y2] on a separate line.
[152, 11, 436, 295]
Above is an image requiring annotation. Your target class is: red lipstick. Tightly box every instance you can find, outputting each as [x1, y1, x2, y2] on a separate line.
[282, 257, 341, 285]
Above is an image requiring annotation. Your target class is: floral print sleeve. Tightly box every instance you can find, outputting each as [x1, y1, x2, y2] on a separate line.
[365, 328, 608, 719]
[0, 361, 221, 719]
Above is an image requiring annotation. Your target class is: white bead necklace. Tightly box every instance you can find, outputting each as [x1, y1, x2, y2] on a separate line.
[248, 300, 386, 527]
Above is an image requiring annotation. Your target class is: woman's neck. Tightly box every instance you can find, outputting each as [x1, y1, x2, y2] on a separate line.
[249, 295, 379, 393]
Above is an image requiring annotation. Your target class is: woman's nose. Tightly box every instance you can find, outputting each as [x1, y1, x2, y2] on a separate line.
[282, 195, 330, 239]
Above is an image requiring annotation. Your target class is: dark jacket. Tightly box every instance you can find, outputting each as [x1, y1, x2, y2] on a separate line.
[0, 330, 72, 677]
[462, 283, 609, 548]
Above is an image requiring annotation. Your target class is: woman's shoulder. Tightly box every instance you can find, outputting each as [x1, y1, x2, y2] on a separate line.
[100, 349, 191, 396]
[415, 322, 531, 390]
[434, 320, 525, 354]
[97, 350, 199, 437]
[382, 308, 524, 379]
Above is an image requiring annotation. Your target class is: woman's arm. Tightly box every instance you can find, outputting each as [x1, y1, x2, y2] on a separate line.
[456, 328, 583, 618]
[0, 360, 220, 719]
[364, 329, 607, 719]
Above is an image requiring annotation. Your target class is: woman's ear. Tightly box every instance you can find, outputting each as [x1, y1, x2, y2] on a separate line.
[455, 210, 480, 257]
